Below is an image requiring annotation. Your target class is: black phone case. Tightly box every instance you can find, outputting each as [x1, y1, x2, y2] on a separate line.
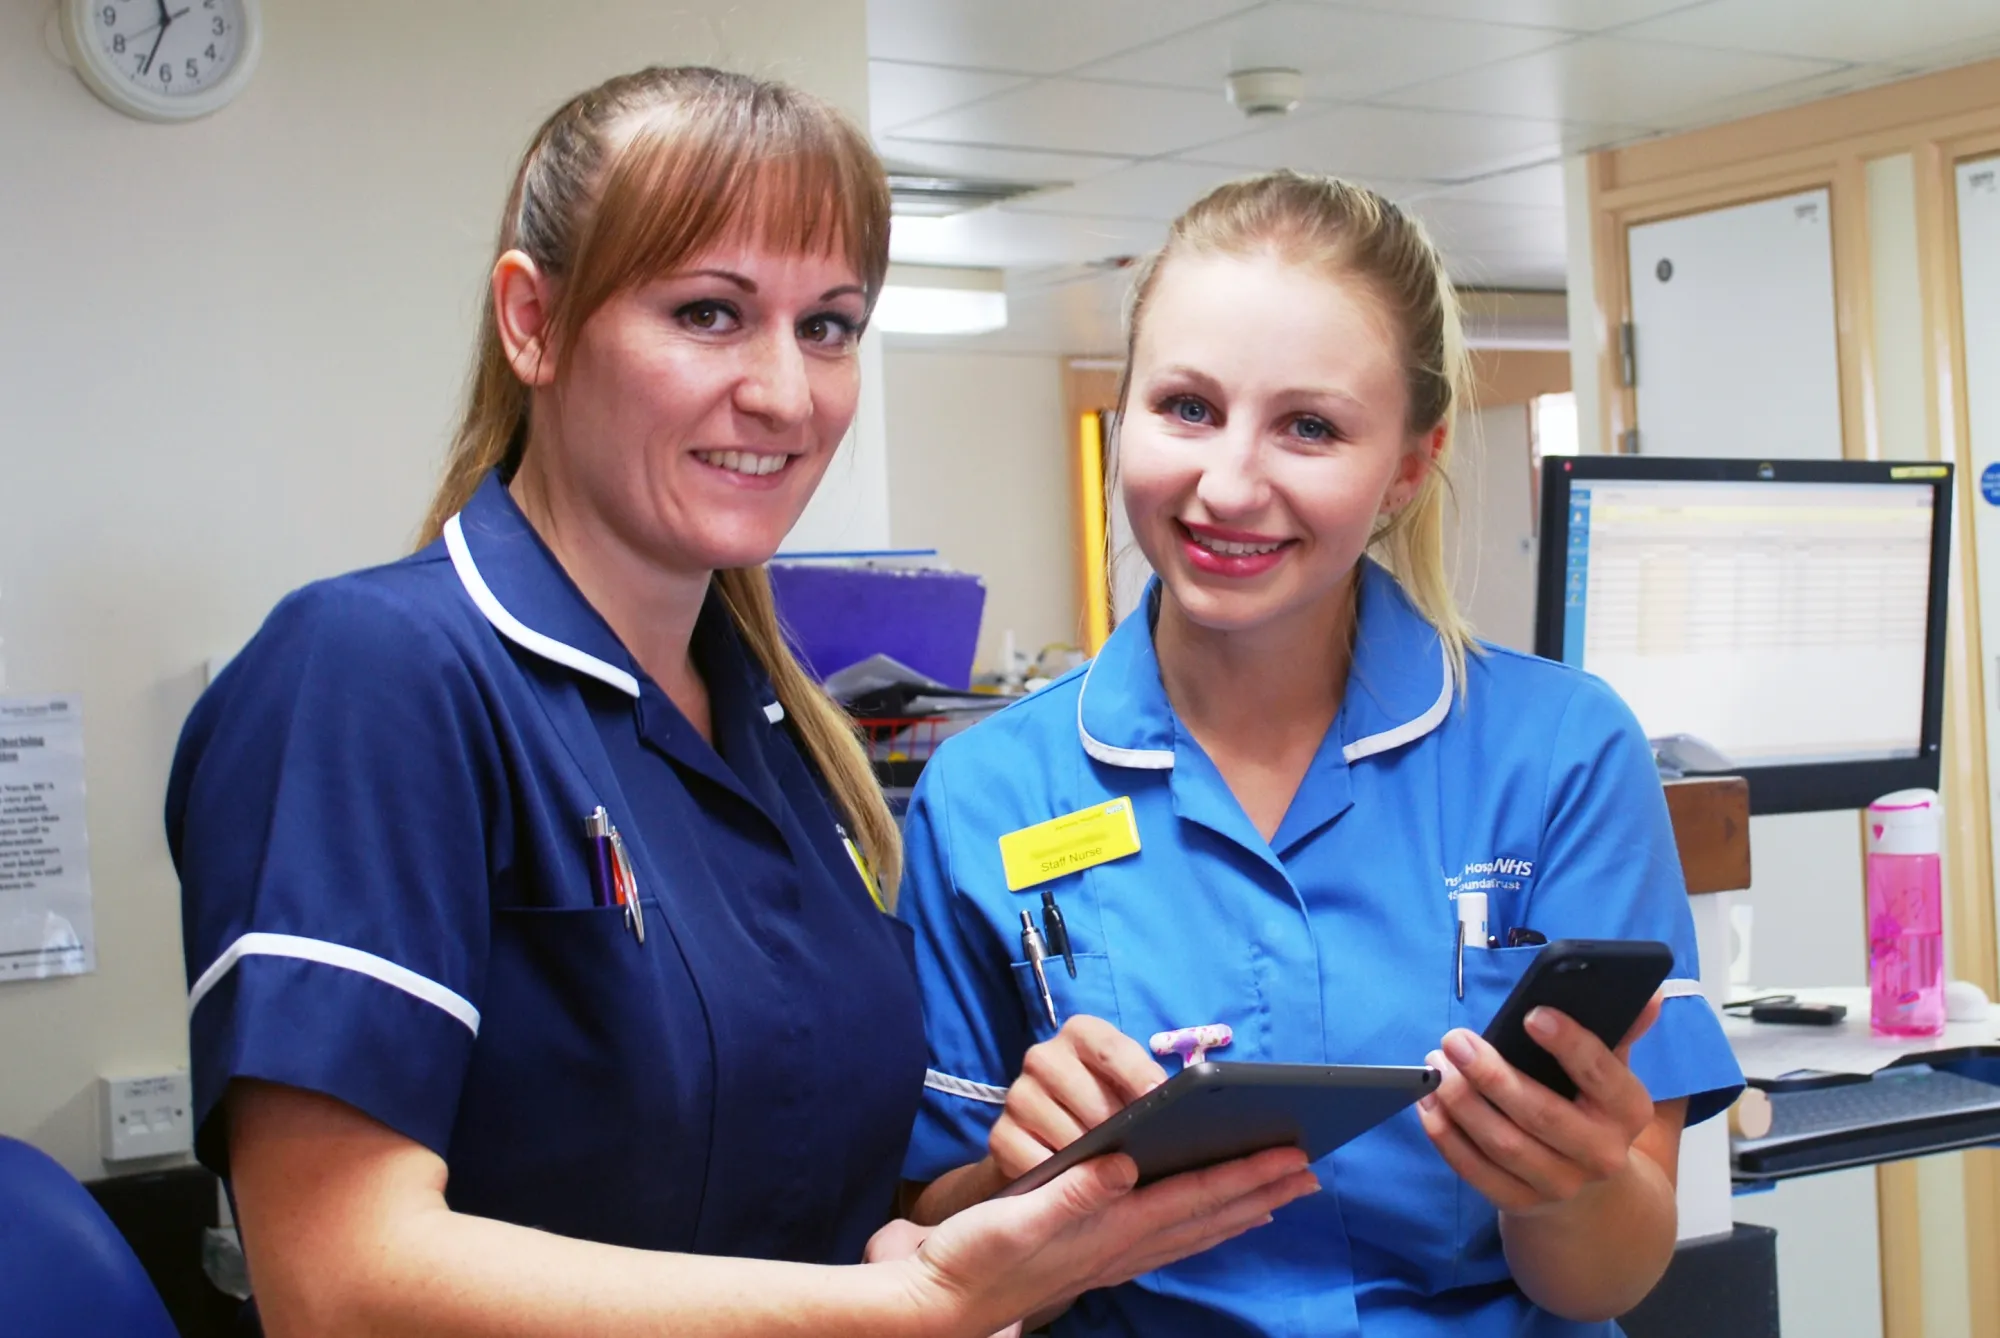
[1480, 939, 1674, 1099]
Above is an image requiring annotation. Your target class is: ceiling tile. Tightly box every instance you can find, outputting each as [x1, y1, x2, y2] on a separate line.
[1004, 161, 1254, 222]
[1622, 0, 2000, 65]
[1072, 3, 1566, 101]
[1183, 103, 1591, 183]
[869, 61, 1033, 137]
[1379, 34, 1844, 127]
[1299, 0, 1717, 34]
[1644, 61, 1918, 132]
[1404, 197, 1567, 257]
[892, 79, 1256, 158]
[1409, 160, 1568, 210]
[890, 208, 1167, 269]
[1449, 250, 1570, 289]
[875, 138, 1136, 187]
[867, 0, 1261, 76]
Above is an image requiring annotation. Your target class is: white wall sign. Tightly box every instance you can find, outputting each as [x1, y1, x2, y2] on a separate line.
[0, 696, 93, 981]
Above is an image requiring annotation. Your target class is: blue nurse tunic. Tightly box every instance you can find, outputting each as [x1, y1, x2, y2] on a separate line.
[899, 560, 1743, 1337]
[168, 472, 925, 1267]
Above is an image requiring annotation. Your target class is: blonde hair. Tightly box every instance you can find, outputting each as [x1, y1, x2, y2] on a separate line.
[1118, 170, 1477, 688]
[418, 66, 902, 896]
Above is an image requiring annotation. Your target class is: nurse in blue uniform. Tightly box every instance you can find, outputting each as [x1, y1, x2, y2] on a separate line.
[167, 69, 1315, 1337]
[900, 172, 1745, 1336]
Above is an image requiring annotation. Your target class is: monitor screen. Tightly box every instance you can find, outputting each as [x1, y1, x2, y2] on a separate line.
[1534, 457, 1953, 814]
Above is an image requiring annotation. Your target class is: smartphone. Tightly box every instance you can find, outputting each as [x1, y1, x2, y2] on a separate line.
[1480, 939, 1674, 1099]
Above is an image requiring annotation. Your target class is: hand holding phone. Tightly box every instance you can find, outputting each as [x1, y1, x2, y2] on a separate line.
[1417, 938, 1676, 1225]
[1481, 939, 1673, 1099]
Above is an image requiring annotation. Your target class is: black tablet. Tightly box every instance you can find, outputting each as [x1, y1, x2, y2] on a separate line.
[995, 1060, 1440, 1197]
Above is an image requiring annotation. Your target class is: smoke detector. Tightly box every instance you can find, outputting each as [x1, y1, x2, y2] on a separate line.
[1225, 68, 1303, 118]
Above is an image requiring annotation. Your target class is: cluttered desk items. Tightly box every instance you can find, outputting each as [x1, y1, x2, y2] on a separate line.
[1724, 984, 2000, 1182]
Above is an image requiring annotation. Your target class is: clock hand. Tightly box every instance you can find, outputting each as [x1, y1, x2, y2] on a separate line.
[142, 22, 168, 74]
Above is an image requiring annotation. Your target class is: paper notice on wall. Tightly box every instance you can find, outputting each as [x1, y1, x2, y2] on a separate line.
[0, 695, 93, 981]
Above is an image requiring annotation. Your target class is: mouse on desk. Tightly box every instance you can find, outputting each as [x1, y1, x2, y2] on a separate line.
[1945, 979, 1992, 1023]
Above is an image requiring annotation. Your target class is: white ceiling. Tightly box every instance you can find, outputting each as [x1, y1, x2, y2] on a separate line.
[867, 0, 2000, 355]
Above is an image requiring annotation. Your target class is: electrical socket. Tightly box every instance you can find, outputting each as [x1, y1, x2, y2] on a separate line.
[100, 1071, 194, 1162]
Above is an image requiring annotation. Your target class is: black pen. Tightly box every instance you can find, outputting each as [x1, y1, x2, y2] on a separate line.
[1040, 891, 1076, 978]
[1019, 910, 1058, 1029]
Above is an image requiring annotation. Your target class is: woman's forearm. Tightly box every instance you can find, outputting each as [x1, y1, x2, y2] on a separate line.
[284, 1204, 937, 1338]
[908, 1159, 1009, 1227]
[1498, 1130, 1680, 1321]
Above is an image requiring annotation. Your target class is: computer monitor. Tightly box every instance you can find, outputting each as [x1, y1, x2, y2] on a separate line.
[1533, 456, 1953, 815]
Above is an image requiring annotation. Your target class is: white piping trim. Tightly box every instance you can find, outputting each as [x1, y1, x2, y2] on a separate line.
[924, 1068, 1010, 1106]
[1342, 645, 1453, 763]
[1075, 655, 1174, 770]
[764, 701, 785, 724]
[443, 513, 640, 698]
[1658, 977, 1707, 1001]
[188, 932, 481, 1035]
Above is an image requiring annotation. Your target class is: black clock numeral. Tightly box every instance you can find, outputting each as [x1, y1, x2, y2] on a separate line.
[185, 58, 198, 78]
[112, 33, 125, 52]
[159, 64, 171, 82]
[100, 5, 115, 23]
[205, 43, 217, 59]
[212, 16, 225, 34]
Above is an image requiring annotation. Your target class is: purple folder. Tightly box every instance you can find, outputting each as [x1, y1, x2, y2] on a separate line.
[767, 563, 987, 690]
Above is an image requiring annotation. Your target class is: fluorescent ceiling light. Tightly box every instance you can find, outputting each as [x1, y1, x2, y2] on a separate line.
[873, 286, 1008, 336]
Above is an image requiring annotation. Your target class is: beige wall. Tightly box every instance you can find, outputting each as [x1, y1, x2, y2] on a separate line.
[883, 350, 1081, 674]
[0, 0, 870, 1180]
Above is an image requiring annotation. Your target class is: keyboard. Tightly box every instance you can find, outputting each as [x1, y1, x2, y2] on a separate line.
[1734, 1067, 2000, 1177]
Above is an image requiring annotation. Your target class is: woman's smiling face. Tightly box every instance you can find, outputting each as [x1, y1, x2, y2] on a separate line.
[541, 240, 869, 577]
[1117, 248, 1433, 637]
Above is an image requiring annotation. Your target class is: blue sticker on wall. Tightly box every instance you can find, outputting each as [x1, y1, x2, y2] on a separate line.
[1983, 463, 2000, 506]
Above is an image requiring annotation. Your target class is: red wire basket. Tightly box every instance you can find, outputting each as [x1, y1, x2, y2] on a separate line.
[856, 714, 956, 792]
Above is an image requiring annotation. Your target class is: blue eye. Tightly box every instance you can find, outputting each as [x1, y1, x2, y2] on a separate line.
[1163, 395, 1212, 425]
[1293, 415, 1335, 442]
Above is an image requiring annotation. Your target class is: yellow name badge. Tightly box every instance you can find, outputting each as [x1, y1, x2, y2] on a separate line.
[998, 798, 1142, 892]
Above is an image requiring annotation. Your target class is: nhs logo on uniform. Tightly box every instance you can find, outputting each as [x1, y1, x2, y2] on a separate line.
[1444, 856, 1535, 896]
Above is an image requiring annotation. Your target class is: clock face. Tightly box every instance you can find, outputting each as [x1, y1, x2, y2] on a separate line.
[86, 0, 249, 105]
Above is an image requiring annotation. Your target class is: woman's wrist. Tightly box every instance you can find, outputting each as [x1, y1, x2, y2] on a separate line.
[912, 1156, 1010, 1226]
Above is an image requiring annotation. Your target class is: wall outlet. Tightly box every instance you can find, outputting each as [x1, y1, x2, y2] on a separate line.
[100, 1071, 194, 1161]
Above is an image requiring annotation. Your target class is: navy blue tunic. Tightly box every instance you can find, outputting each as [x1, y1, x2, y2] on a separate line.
[168, 472, 925, 1264]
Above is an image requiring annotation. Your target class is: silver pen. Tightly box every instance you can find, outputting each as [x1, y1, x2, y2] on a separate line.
[1019, 910, 1059, 1030]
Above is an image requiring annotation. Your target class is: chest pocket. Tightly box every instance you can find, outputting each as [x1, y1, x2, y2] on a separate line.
[1008, 950, 1119, 1043]
[1443, 944, 1543, 1286]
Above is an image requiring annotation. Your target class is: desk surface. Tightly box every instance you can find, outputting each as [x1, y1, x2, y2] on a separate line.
[1725, 986, 1999, 1082]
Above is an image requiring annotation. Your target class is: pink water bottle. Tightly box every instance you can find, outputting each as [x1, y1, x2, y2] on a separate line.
[1866, 789, 1946, 1038]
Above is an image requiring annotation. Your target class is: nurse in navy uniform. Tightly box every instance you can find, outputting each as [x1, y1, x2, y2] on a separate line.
[166, 66, 1315, 1337]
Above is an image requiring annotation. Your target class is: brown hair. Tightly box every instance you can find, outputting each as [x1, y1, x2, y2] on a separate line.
[1118, 170, 1477, 686]
[419, 66, 902, 895]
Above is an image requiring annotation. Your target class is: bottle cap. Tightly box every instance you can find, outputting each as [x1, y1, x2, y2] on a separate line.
[1867, 788, 1940, 856]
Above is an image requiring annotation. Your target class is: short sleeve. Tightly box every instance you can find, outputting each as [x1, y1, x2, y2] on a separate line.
[896, 759, 1025, 1182]
[166, 578, 505, 1174]
[1530, 677, 1745, 1126]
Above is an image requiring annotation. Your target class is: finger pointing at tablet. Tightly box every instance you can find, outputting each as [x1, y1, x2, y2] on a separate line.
[991, 1017, 1170, 1181]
